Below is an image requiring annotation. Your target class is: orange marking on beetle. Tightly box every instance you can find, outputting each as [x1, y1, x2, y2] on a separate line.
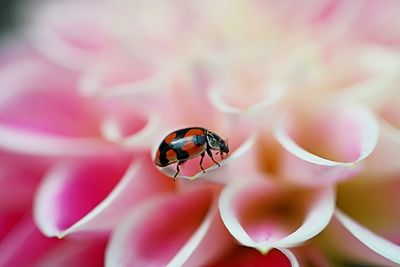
[185, 128, 204, 137]
[164, 132, 177, 144]
[182, 141, 205, 155]
[166, 149, 177, 160]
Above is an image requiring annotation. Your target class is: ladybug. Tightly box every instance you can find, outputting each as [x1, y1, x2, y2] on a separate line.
[154, 127, 229, 179]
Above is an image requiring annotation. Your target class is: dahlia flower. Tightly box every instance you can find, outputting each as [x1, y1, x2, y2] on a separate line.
[1, 0, 400, 266]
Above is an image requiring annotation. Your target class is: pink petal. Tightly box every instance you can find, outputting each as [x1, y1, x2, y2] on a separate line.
[106, 187, 232, 267]
[0, 58, 122, 157]
[321, 210, 400, 266]
[346, 0, 400, 46]
[111, 0, 199, 60]
[208, 73, 284, 118]
[336, 175, 400, 244]
[35, 238, 108, 267]
[261, 0, 400, 46]
[274, 104, 378, 185]
[367, 93, 400, 173]
[208, 247, 296, 267]
[0, 214, 107, 267]
[25, 0, 115, 69]
[335, 209, 400, 265]
[34, 155, 175, 238]
[79, 53, 169, 99]
[100, 104, 162, 149]
[219, 178, 335, 253]
[0, 215, 60, 266]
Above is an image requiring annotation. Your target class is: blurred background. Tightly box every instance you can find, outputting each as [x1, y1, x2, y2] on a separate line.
[0, 0, 24, 37]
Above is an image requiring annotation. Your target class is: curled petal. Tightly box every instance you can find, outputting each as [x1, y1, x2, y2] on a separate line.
[25, 0, 115, 69]
[79, 54, 171, 98]
[367, 92, 400, 173]
[0, 59, 120, 157]
[100, 109, 162, 150]
[110, 0, 199, 61]
[219, 178, 335, 253]
[324, 209, 400, 266]
[208, 81, 284, 118]
[0, 125, 120, 157]
[322, 46, 400, 103]
[106, 187, 232, 267]
[34, 155, 174, 238]
[274, 104, 379, 184]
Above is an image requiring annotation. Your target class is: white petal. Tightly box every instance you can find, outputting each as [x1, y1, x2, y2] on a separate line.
[335, 209, 400, 265]
[219, 179, 335, 252]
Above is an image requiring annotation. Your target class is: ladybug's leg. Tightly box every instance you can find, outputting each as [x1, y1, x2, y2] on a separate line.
[174, 160, 186, 180]
[207, 148, 220, 167]
[199, 152, 206, 173]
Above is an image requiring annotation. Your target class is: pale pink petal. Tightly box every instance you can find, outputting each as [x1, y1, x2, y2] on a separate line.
[317, 46, 400, 102]
[367, 92, 400, 173]
[262, 0, 400, 46]
[25, 0, 116, 70]
[208, 74, 284, 118]
[274, 104, 379, 185]
[219, 178, 335, 253]
[0, 58, 123, 157]
[34, 155, 175, 238]
[111, 0, 199, 61]
[346, 0, 400, 46]
[320, 209, 400, 266]
[0, 125, 121, 157]
[336, 175, 400, 242]
[100, 105, 162, 149]
[106, 187, 232, 267]
[79, 54, 171, 99]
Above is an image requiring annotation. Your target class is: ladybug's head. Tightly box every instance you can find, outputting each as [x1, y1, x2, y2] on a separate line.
[206, 131, 229, 154]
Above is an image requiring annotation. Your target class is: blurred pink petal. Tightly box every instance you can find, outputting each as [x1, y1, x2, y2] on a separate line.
[346, 0, 400, 46]
[78, 53, 171, 100]
[0, 215, 60, 266]
[0, 160, 44, 212]
[207, 66, 284, 118]
[34, 155, 175, 238]
[0, 58, 123, 157]
[335, 209, 400, 265]
[100, 108, 162, 150]
[0, 214, 106, 267]
[263, 0, 400, 46]
[35, 238, 108, 267]
[219, 178, 335, 253]
[367, 92, 400, 173]
[106, 187, 231, 267]
[274, 104, 378, 184]
[208, 247, 296, 267]
[336, 175, 400, 245]
[111, 0, 200, 61]
[320, 210, 400, 266]
[26, 0, 116, 70]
